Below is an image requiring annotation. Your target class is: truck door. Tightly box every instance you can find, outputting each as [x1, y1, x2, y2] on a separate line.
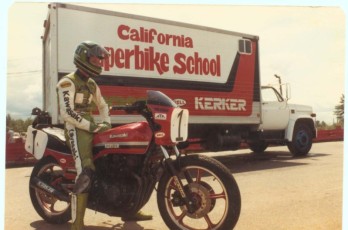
[260, 86, 290, 130]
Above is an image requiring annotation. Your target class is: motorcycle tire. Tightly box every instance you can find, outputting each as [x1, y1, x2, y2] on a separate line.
[157, 154, 241, 230]
[29, 156, 71, 224]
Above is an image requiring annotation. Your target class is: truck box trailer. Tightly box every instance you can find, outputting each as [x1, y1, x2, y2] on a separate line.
[42, 3, 316, 156]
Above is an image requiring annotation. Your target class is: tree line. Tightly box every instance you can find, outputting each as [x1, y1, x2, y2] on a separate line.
[6, 114, 33, 133]
[316, 94, 344, 130]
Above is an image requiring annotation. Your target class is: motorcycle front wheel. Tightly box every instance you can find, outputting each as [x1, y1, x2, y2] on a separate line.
[29, 156, 71, 224]
[157, 155, 241, 230]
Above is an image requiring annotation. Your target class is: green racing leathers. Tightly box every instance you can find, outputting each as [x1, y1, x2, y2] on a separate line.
[56, 70, 111, 229]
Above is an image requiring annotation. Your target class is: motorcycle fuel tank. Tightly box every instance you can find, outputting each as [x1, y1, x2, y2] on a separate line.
[93, 121, 152, 157]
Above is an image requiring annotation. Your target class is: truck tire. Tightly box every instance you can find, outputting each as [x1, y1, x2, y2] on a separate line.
[249, 140, 268, 153]
[287, 123, 313, 156]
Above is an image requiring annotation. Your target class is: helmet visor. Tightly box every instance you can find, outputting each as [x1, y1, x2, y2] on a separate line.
[87, 45, 110, 59]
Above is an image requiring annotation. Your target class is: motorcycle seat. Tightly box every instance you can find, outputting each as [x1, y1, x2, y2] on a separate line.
[42, 127, 71, 155]
[42, 127, 65, 141]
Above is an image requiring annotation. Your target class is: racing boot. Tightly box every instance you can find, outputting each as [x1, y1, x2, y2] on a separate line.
[121, 210, 153, 222]
[71, 193, 88, 230]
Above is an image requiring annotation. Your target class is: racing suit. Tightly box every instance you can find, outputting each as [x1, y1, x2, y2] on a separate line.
[56, 70, 110, 229]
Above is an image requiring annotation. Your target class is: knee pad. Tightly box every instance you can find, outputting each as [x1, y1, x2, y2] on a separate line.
[73, 167, 95, 194]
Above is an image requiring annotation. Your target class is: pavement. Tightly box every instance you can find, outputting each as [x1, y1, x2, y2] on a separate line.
[4, 141, 344, 229]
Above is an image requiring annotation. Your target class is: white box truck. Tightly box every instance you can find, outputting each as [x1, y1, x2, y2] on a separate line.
[41, 3, 316, 156]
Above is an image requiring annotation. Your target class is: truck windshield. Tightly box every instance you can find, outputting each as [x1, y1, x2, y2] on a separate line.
[261, 87, 284, 102]
[147, 90, 178, 108]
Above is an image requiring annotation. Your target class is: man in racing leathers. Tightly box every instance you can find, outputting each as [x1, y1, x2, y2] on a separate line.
[57, 41, 152, 230]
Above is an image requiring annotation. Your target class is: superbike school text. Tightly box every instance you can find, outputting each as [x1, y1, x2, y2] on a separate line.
[102, 24, 221, 77]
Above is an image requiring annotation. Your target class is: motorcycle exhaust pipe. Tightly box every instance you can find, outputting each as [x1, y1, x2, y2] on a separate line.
[30, 176, 70, 202]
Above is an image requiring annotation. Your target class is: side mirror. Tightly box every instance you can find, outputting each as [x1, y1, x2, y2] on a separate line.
[284, 84, 291, 101]
[31, 107, 42, 115]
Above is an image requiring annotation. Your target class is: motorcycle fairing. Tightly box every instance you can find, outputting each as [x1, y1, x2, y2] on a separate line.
[92, 121, 152, 158]
[26, 126, 72, 158]
[43, 127, 71, 154]
[25, 125, 48, 160]
[149, 105, 189, 145]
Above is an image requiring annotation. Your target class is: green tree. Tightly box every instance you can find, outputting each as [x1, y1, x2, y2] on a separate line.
[6, 114, 33, 133]
[334, 94, 344, 125]
[316, 120, 327, 130]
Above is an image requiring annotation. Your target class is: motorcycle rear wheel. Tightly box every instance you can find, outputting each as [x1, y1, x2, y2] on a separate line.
[29, 157, 71, 224]
[157, 155, 241, 230]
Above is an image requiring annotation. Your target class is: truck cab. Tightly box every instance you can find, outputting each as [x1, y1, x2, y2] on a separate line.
[249, 84, 317, 156]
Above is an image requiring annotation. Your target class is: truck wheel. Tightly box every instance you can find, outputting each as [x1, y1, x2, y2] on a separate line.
[287, 123, 313, 156]
[249, 140, 268, 153]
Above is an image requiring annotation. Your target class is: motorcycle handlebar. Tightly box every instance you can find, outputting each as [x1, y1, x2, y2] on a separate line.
[110, 101, 147, 114]
[109, 100, 155, 130]
[109, 105, 139, 111]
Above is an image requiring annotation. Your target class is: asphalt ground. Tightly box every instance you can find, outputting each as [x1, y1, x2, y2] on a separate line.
[5, 141, 343, 229]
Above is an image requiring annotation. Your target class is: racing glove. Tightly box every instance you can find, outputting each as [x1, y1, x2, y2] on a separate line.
[89, 122, 111, 133]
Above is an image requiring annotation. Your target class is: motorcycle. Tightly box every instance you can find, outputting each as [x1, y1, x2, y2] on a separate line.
[25, 90, 241, 230]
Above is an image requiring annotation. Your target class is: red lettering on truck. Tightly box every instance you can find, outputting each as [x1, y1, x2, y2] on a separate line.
[195, 97, 246, 111]
[117, 24, 193, 48]
[174, 53, 221, 77]
[103, 46, 169, 75]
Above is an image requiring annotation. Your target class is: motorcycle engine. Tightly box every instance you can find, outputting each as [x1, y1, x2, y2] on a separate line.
[92, 154, 143, 207]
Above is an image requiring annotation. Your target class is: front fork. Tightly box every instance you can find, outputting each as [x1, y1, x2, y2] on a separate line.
[159, 145, 195, 213]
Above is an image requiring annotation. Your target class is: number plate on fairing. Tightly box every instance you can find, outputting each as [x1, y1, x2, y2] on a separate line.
[170, 108, 189, 143]
[153, 106, 189, 145]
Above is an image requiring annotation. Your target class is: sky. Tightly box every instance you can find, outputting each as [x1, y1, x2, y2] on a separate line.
[1, 0, 348, 229]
